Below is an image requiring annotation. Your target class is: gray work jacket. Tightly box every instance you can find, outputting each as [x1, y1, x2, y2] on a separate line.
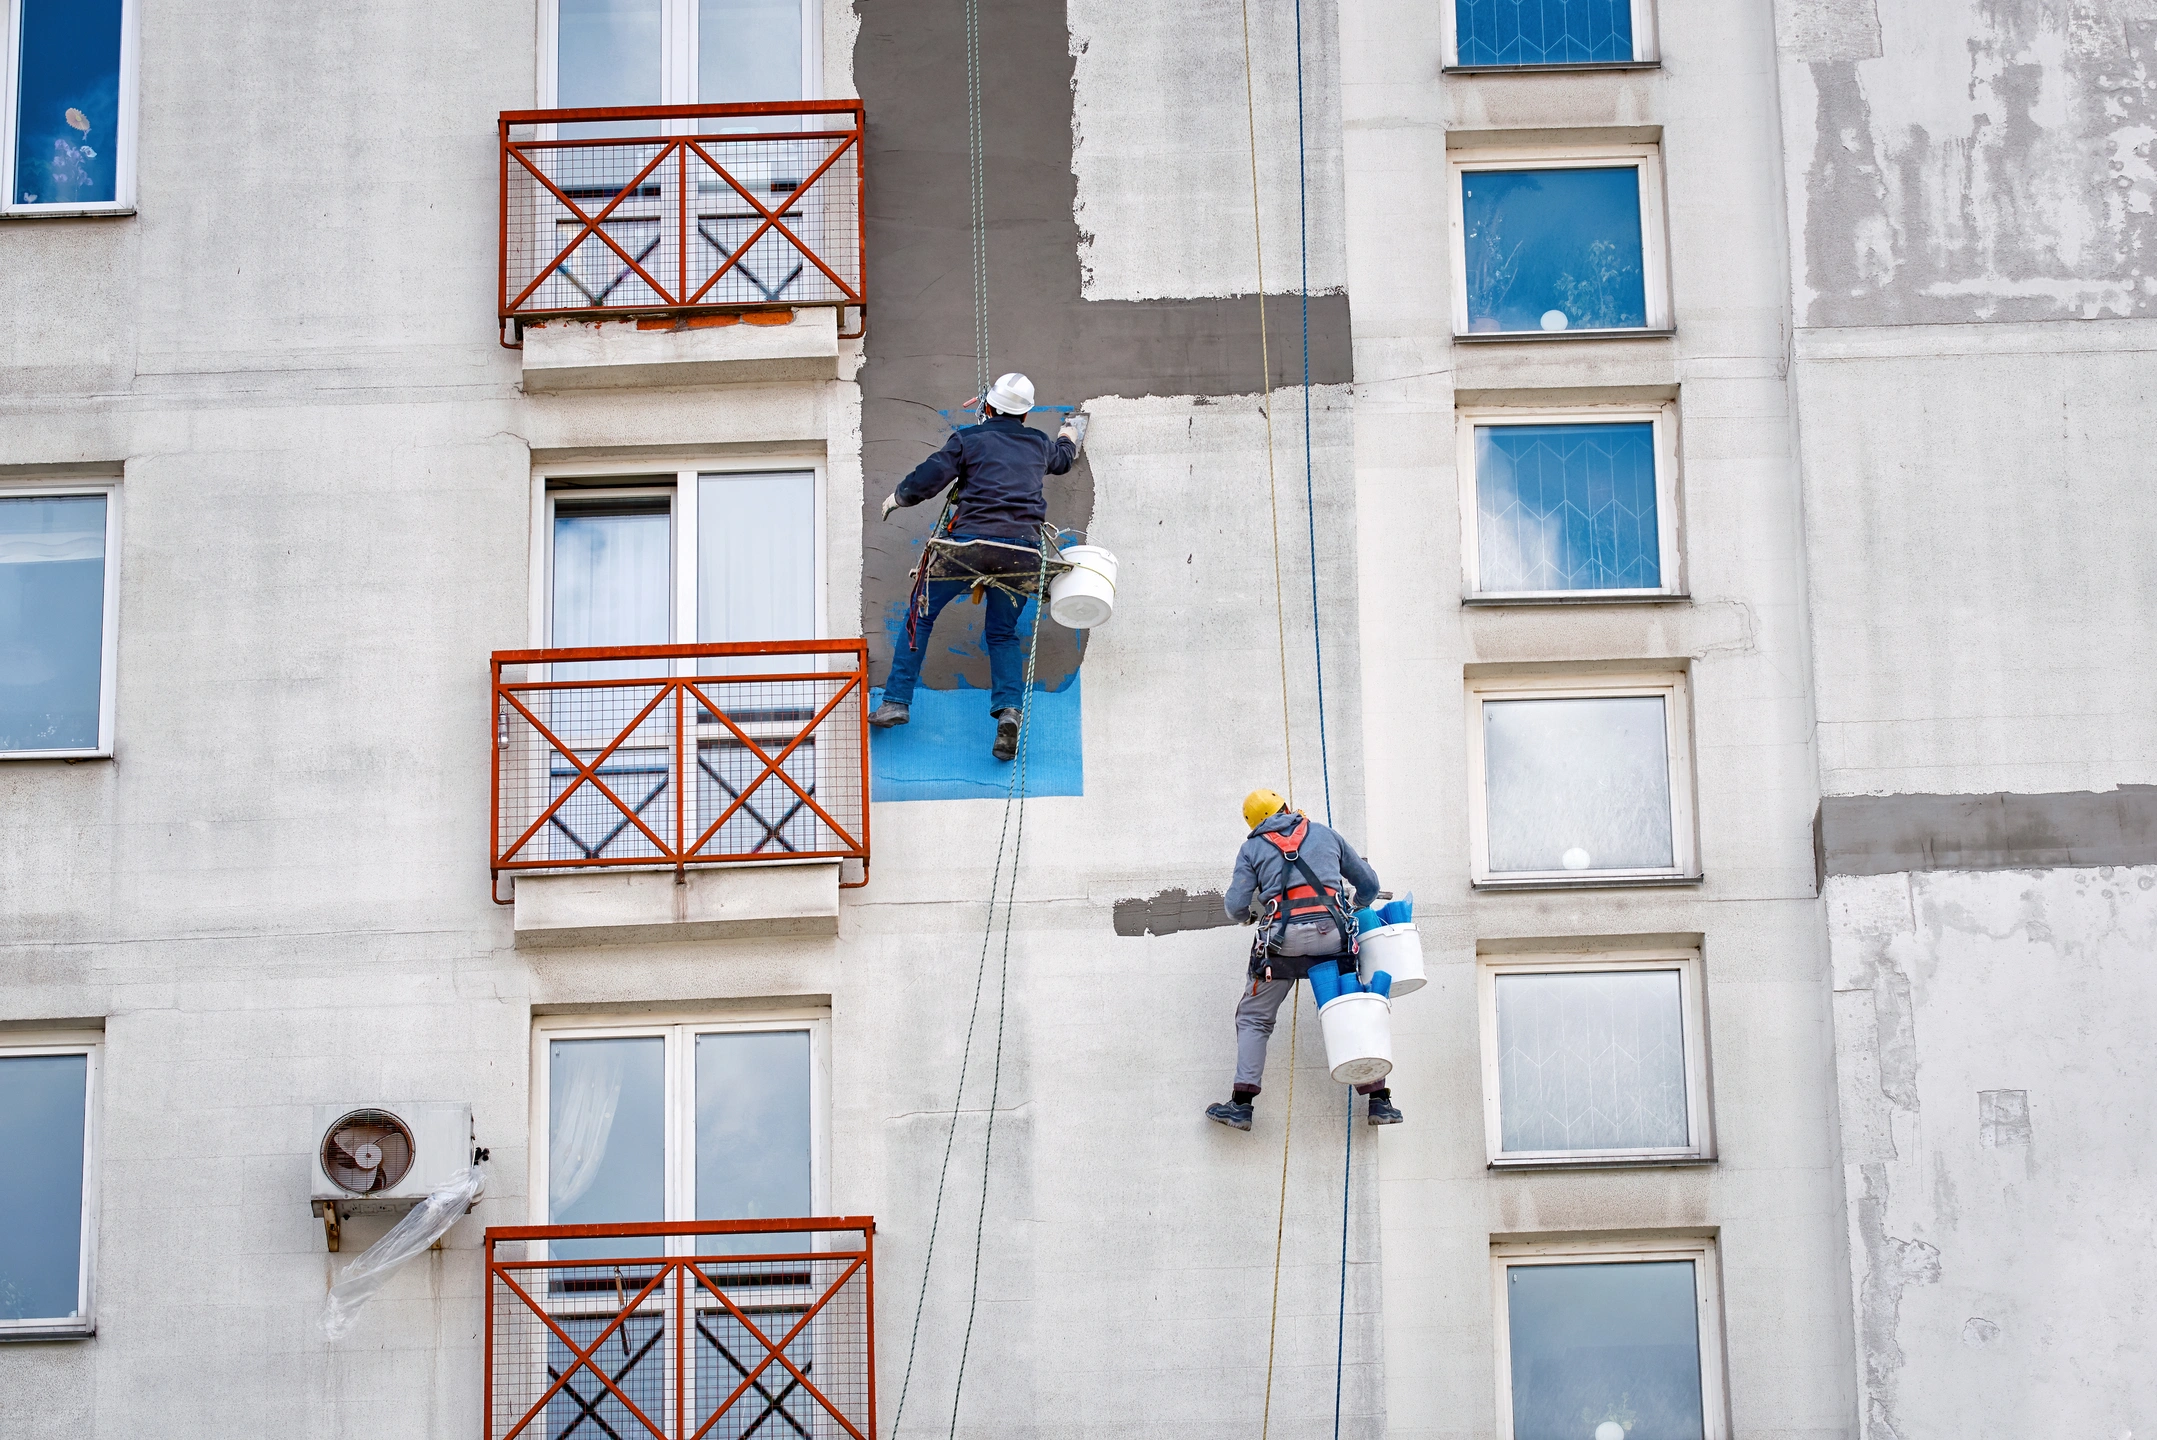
[1223, 811, 1381, 924]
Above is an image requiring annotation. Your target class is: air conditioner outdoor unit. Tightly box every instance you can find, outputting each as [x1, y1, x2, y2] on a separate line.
[310, 1101, 478, 1251]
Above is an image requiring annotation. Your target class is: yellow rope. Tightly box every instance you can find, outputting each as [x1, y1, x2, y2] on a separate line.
[1259, 989, 1299, 1440]
[1241, 0, 1294, 809]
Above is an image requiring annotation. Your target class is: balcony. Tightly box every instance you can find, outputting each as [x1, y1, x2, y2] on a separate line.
[492, 642, 870, 944]
[485, 1218, 877, 1440]
[498, 102, 865, 383]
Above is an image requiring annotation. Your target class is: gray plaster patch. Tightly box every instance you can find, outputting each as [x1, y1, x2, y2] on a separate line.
[1961, 1316, 2001, 1347]
[1978, 1089, 2032, 1149]
[1111, 888, 1238, 938]
[1799, 4, 2157, 325]
[1817, 787, 2157, 877]
[853, 0, 1353, 685]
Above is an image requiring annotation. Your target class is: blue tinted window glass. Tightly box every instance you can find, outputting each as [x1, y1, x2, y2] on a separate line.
[0, 495, 108, 752]
[13, 0, 123, 206]
[1458, 0, 1633, 67]
[1508, 1260, 1705, 1440]
[1476, 422, 1659, 591]
[0, 1054, 89, 1322]
[1463, 167, 1646, 333]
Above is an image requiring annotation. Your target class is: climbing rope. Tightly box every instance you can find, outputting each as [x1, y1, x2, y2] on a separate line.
[890, 545, 1052, 1439]
[964, 0, 989, 402]
[1258, 985, 1300, 1440]
[1240, 0, 1295, 808]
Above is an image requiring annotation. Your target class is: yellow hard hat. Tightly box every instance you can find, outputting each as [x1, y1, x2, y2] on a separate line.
[1242, 788, 1289, 831]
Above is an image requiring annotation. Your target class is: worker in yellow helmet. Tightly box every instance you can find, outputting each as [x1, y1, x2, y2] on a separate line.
[1206, 789, 1403, 1130]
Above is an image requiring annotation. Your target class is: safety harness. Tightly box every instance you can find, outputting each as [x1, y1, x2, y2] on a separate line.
[1250, 816, 1360, 975]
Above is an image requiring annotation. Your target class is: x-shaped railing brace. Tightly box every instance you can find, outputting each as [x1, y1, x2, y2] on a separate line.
[696, 749, 814, 854]
[696, 1322, 815, 1440]
[549, 1319, 667, 1440]
[550, 763, 670, 859]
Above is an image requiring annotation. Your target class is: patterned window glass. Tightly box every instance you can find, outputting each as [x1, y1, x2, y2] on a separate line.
[1495, 969, 1688, 1151]
[1476, 422, 1658, 592]
[1457, 0, 1633, 67]
[1506, 1260, 1706, 1440]
[1463, 167, 1646, 334]
[1483, 695, 1673, 873]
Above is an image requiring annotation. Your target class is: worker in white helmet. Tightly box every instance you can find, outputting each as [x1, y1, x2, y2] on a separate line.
[1207, 788, 1404, 1131]
[873, 372, 1086, 761]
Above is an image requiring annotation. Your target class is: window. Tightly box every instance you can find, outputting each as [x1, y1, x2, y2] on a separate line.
[2, 0, 135, 214]
[1465, 671, 1696, 886]
[1448, 0, 1658, 69]
[1493, 1237, 1726, 1440]
[1458, 405, 1680, 599]
[532, 1014, 828, 1261]
[543, 0, 820, 112]
[0, 1037, 99, 1338]
[1479, 950, 1711, 1165]
[1450, 146, 1670, 338]
[0, 484, 119, 758]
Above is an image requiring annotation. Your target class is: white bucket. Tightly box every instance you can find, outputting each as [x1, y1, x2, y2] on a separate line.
[1048, 545, 1119, 629]
[1317, 991, 1394, 1086]
[1357, 923, 1426, 996]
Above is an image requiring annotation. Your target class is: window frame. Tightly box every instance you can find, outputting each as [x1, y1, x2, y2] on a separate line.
[1448, 144, 1673, 341]
[1478, 948, 1713, 1167]
[1442, 0, 1659, 72]
[0, 1034, 101, 1340]
[0, 0, 139, 218]
[536, 0, 824, 113]
[0, 478, 120, 760]
[1457, 403, 1683, 602]
[1464, 669, 1698, 888]
[530, 459, 830, 656]
[1490, 1234, 1728, 1440]
[528, 1010, 832, 1256]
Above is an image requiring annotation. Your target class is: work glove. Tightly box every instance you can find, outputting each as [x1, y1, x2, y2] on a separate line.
[1058, 413, 1089, 450]
[880, 492, 901, 522]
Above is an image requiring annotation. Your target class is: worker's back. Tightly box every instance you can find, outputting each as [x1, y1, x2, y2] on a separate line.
[1225, 811, 1379, 923]
[897, 413, 1076, 539]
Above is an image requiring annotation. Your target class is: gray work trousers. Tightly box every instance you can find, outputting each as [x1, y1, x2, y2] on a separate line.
[1234, 975, 1389, 1095]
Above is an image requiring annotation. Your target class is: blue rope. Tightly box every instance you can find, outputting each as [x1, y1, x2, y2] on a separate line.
[1288, 2, 1350, 1436]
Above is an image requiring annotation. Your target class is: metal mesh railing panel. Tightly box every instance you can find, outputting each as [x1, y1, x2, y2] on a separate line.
[502, 108, 863, 323]
[493, 647, 868, 876]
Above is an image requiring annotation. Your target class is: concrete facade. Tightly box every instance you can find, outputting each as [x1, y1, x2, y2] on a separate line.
[0, 4, 2145, 1440]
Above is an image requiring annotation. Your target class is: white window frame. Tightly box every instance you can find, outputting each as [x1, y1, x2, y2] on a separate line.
[0, 478, 120, 760]
[1442, 0, 1658, 70]
[536, 0, 823, 112]
[1478, 949, 1713, 1167]
[529, 459, 830, 655]
[0, 1033, 101, 1340]
[1465, 669, 1698, 887]
[1458, 403, 1683, 602]
[1448, 145, 1673, 340]
[1491, 1235, 1727, 1440]
[0, 0, 139, 218]
[528, 1009, 832, 1256]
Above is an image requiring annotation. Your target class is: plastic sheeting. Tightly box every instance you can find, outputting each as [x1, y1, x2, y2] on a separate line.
[320, 1165, 485, 1341]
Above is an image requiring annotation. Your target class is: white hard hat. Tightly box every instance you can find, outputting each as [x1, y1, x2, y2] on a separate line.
[984, 372, 1034, 415]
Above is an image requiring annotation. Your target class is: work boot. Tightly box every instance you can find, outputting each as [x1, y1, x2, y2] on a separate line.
[868, 700, 910, 728]
[992, 707, 1022, 761]
[1206, 1100, 1254, 1131]
[1366, 1090, 1404, 1126]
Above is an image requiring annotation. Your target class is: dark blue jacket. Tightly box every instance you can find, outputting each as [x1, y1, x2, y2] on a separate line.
[893, 415, 1077, 541]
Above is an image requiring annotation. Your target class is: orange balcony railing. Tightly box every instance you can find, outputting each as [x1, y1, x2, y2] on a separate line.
[498, 101, 866, 344]
[491, 641, 870, 898]
[484, 1217, 877, 1440]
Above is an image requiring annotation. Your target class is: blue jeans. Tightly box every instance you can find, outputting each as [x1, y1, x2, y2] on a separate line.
[883, 577, 1026, 714]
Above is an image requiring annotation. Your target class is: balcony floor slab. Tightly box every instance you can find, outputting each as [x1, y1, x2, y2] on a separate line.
[511, 860, 841, 948]
[519, 308, 841, 390]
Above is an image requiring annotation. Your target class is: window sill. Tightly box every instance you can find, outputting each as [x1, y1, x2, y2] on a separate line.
[0, 1320, 95, 1341]
[1471, 873, 1704, 892]
[1444, 61, 1660, 75]
[1454, 327, 1676, 344]
[0, 207, 135, 221]
[0, 749, 114, 762]
[1488, 1154, 1714, 1172]
[1462, 593, 1688, 607]
[511, 859, 841, 948]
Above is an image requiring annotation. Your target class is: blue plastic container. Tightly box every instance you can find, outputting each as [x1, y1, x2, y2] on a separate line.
[1307, 962, 1345, 1006]
[1368, 971, 1393, 998]
[1354, 906, 1385, 935]
[1380, 893, 1415, 927]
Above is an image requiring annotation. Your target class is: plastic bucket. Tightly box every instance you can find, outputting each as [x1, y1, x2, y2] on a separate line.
[1318, 991, 1394, 1085]
[1048, 545, 1119, 629]
[1357, 923, 1426, 996]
